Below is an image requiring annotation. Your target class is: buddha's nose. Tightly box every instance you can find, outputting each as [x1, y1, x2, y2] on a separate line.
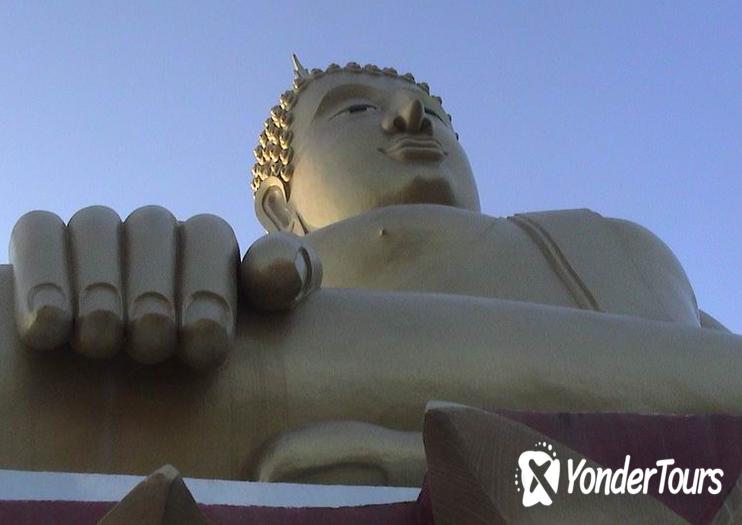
[382, 93, 432, 135]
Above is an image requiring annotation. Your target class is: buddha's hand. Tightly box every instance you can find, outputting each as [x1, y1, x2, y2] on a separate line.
[10, 208, 323, 368]
[10, 206, 240, 369]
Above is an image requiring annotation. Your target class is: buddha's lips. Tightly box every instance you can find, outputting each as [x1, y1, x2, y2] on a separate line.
[380, 137, 446, 162]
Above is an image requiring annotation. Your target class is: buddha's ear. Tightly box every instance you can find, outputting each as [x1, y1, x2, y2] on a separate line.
[254, 176, 306, 236]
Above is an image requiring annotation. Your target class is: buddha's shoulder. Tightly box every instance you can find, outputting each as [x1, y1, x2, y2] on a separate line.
[602, 216, 693, 288]
[511, 208, 689, 273]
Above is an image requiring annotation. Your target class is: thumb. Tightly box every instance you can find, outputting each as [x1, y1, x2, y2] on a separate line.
[240, 232, 322, 311]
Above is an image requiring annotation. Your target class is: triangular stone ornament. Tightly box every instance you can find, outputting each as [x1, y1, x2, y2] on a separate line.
[711, 472, 742, 525]
[423, 403, 687, 525]
[98, 464, 210, 525]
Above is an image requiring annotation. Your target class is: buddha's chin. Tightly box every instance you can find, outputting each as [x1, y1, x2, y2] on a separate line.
[377, 175, 460, 208]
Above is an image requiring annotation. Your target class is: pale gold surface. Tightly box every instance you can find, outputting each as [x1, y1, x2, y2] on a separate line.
[0, 252, 740, 482]
[10, 211, 73, 351]
[10, 206, 242, 368]
[2, 63, 739, 487]
[255, 421, 424, 486]
[68, 206, 124, 358]
[250, 58, 451, 196]
[241, 232, 322, 312]
[254, 69, 479, 233]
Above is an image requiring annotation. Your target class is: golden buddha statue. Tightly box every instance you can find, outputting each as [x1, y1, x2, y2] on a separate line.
[0, 57, 739, 487]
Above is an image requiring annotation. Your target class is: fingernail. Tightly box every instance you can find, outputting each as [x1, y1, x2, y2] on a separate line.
[181, 294, 232, 369]
[22, 284, 71, 350]
[127, 294, 176, 364]
[79, 283, 122, 317]
[293, 249, 309, 289]
[293, 246, 322, 300]
[28, 283, 67, 313]
[77, 284, 124, 358]
[130, 293, 173, 319]
[183, 294, 231, 328]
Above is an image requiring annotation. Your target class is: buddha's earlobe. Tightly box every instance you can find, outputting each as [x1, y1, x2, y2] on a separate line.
[255, 177, 306, 236]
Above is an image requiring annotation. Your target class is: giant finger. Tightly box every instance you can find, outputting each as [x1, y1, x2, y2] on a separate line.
[68, 206, 124, 358]
[178, 214, 239, 369]
[124, 206, 178, 364]
[241, 232, 322, 311]
[9, 211, 73, 350]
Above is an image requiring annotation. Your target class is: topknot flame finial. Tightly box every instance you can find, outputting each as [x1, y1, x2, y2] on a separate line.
[292, 53, 309, 80]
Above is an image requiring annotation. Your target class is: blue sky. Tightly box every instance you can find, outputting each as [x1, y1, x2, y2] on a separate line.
[1, 2, 740, 331]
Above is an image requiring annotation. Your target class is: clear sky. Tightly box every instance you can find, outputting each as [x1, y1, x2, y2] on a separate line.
[1, 2, 740, 331]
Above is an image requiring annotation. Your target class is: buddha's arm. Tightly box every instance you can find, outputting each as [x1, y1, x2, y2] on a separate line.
[269, 288, 742, 432]
[1, 265, 741, 479]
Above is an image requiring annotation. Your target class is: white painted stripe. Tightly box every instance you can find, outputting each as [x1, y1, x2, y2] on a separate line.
[0, 469, 419, 507]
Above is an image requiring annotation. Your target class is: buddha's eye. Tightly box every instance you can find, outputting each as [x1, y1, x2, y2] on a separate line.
[345, 103, 376, 114]
[329, 103, 377, 121]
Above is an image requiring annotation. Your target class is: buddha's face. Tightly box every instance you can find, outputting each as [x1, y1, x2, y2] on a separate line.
[283, 72, 480, 231]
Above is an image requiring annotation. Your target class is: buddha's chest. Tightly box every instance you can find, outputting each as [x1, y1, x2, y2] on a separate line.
[307, 206, 579, 308]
